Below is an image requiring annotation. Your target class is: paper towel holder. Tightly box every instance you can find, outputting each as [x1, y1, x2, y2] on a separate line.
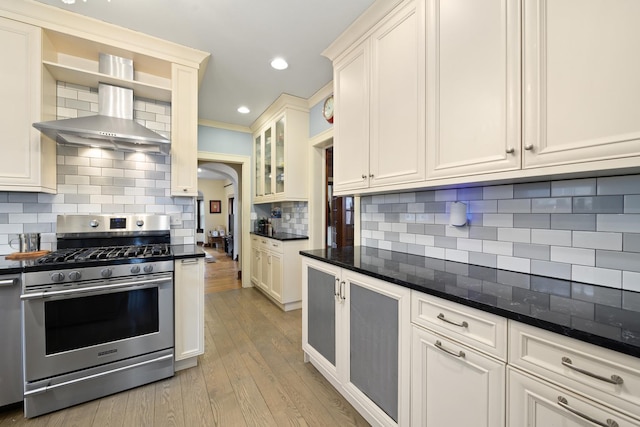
[449, 201, 468, 227]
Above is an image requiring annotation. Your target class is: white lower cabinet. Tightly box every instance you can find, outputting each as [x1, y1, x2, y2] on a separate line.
[302, 257, 411, 426]
[411, 325, 506, 427]
[508, 368, 640, 427]
[251, 236, 307, 311]
[174, 257, 204, 369]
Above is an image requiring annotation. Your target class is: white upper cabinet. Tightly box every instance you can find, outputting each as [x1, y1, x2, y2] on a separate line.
[170, 63, 199, 196]
[522, 0, 640, 169]
[333, 41, 370, 193]
[426, 0, 521, 179]
[0, 17, 56, 193]
[330, 0, 425, 194]
[252, 95, 309, 203]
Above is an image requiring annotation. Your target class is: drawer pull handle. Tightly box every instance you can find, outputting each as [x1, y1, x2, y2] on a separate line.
[561, 357, 624, 385]
[557, 396, 619, 427]
[437, 313, 468, 328]
[434, 340, 465, 358]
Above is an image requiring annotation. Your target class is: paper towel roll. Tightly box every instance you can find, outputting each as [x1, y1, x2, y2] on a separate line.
[450, 201, 467, 227]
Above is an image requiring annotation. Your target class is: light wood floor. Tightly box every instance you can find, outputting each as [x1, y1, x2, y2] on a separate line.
[203, 245, 242, 294]
[0, 264, 369, 426]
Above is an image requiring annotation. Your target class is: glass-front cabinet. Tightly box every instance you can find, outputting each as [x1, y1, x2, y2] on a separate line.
[251, 95, 309, 203]
[254, 134, 262, 197]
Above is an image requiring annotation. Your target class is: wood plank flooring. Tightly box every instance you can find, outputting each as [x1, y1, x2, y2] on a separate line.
[0, 286, 369, 426]
[203, 246, 242, 294]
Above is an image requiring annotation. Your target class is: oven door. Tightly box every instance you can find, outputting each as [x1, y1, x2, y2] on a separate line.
[22, 273, 173, 383]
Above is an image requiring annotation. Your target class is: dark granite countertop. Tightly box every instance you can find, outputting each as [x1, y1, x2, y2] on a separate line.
[251, 231, 309, 241]
[171, 244, 206, 259]
[300, 246, 640, 358]
[0, 256, 25, 275]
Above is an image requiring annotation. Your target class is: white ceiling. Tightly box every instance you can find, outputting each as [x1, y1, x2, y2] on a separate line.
[33, 0, 376, 128]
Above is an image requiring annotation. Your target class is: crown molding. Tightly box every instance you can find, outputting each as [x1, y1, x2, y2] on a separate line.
[0, 0, 210, 70]
[198, 119, 251, 134]
[322, 0, 403, 61]
[308, 81, 334, 108]
[250, 93, 309, 133]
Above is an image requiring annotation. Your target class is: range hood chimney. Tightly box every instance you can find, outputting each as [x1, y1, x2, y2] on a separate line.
[33, 54, 170, 155]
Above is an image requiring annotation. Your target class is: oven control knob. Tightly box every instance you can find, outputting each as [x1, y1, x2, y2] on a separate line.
[50, 272, 65, 283]
[143, 264, 154, 273]
[130, 265, 141, 274]
[69, 271, 82, 281]
[101, 268, 113, 278]
[136, 219, 144, 227]
[89, 219, 100, 228]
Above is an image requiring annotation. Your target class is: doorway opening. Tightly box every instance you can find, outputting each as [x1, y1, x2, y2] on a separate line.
[326, 147, 354, 248]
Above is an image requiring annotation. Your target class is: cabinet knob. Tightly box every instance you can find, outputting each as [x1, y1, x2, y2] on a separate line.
[524, 144, 534, 151]
[361, 174, 367, 179]
[505, 147, 515, 154]
[369, 174, 374, 178]
[183, 188, 188, 192]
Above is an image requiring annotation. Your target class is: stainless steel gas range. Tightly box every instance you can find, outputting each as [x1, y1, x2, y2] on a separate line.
[21, 214, 175, 418]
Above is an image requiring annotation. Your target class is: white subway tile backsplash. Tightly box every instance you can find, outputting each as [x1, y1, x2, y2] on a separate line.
[424, 246, 445, 259]
[497, 256, 530, 273]
[597, 214, 640, 233]
[572, 231, 622, 251]
[497, 227, 530, 243]
[531, 198, 572, 213]
[360, 174, 640, 289]
[498, 199, 531, 213]
[531, 229, 571, 246]
[625, 195, 640, 213]
[597, 175, 640, 195]
[469, 200, 497, 213]
[446, 249, 469, 263]
[435, 189, 457, 201]
[550, 246, 595, 266]
[622, 271, 640, 292]
[483, 213, 514, 227]
[572, 265, 621, 288]
[483, 240, 513, 256]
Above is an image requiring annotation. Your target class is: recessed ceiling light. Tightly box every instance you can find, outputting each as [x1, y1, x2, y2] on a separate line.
[270, 57, 288, 70]
[237, 106, 250, 114]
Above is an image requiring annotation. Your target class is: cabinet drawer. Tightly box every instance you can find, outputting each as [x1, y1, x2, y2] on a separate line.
[510, 321, 640, 419]
[508, 368, 640, 427]
[265, 239, 282, 254]
[411, 291, 507, 361]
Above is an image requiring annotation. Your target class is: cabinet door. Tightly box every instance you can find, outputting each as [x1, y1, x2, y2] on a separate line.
[274, 116, 285, 195]
[508, 368, 640, 427]
[269, 251, 283, 301]
[174, 258, 205, 361]
[250, 245, 261, 286]
[334, 41, 370, 193]
[426, 0, 521, 179]
[342, 271, 411, 426]
[263, 126, 273, 196]
[523, 0, 640, 169]
[0, 18, 55, 193]
[254, 133, 263, 197]
[411, 326, 505, 427]
[370, 0, 426, 187]
[259, 249, 270, 292]
[170, 64, 198, 196]
[302, 261, 340, 380]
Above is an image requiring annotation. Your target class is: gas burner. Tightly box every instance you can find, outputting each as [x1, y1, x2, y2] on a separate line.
[36, 244, 172, 265]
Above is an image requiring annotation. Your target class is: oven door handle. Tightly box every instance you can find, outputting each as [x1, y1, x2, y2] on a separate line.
[23, 353, 174, 397]
[20, 276, 170, 300]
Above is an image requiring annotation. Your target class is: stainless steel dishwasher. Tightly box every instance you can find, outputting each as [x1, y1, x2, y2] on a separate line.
[0, 273, 23, 408]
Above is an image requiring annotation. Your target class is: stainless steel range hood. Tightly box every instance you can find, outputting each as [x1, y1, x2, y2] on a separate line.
[33, 54, 170, 155]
